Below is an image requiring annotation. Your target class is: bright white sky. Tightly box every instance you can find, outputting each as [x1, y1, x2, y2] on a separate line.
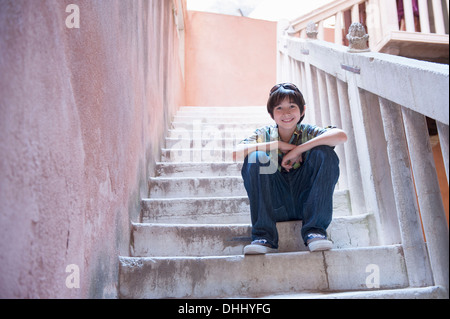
[187, 0, 336, 21]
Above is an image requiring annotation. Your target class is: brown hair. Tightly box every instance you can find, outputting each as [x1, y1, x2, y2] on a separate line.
[267, 83, 306, 123]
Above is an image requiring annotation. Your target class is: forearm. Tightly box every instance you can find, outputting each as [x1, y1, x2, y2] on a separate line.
[295, 128, 347, 154]
[232, 141, 278, 161]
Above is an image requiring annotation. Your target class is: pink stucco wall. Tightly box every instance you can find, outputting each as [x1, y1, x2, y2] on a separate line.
[185, 11, 277, 106]
[0, 0, 184, 298]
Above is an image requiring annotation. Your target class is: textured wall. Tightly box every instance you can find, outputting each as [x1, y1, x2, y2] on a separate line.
[0, 0, 184, 298]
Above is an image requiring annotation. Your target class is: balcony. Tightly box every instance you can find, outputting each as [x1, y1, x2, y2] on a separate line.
[288, 0, 449, 63]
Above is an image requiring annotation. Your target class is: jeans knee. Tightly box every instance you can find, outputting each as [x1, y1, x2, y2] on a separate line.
[308, 146, 339, 168]
[242, 151, 271, 178]
[246, 151, 271, 167]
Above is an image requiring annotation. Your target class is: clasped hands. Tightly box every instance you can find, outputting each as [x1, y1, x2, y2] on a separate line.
[278, 141, 304, 172]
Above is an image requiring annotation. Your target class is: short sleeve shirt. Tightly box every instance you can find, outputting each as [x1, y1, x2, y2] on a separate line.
[239, 123, 335, 172]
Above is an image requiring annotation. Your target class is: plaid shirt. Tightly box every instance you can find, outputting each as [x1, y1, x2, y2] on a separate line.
[240, 123, 335, 172]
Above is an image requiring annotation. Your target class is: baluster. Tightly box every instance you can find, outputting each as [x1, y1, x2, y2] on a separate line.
[318, 20, 325, 40]
[366, 0, 382, 47]
[317, 70, 330, 126]
[299, 62, 310, 122]
[418, 0, 431, 33]
[336, 79, 366, 217]
[325, 74, 348, 190]
[379, 98, 433, 287]
[378, 0, 400, 33]
[346, 76, 383, 245]
[305, 64, 321, 127]
[360, 90, 400, 245]
[402, 107, 449, 292]
[432, 0, 446, 34]
[351, 3, 360, 23]
[300, 29, 307, 39]
[403, 0, 416, 32]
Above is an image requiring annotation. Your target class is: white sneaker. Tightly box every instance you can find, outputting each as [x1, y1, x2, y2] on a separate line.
[244, 239, 278, 255]
[306, 233, 333, 252]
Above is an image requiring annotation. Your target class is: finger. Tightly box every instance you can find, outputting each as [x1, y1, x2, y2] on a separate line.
[282, 159, 291, 167]
[281, 161, 293, 171]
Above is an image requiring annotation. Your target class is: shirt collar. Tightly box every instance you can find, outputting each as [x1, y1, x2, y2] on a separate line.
[274, 123, 302, 142]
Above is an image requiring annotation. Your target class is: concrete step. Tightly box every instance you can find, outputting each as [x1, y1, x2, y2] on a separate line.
[160, 148, 236, 162]
[142, 191, 352, 223]
[148, 176, 245, 198]
[142, 196, 251, 224]
[177, 106, 267, 115]
[173, 115, 273, 124]
[165, 137, 244, 149]
[171, 122, 271, 131]
[131, 214, 373, 257]
[257, 286, 448, 299]
[118, 245, 408, 299]
[148, 175, 353, 204]
[167, 129, 253, 140]
[155, 162, 243, 177]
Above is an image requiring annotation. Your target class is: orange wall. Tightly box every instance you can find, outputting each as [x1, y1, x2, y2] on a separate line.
[432, 142, 449, 225]
[185, 11, 277, 106]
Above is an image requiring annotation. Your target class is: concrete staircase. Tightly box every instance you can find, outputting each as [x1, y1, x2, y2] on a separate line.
[118, 106, 446, 299]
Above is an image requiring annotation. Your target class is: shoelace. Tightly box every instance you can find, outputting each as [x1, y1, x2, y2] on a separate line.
[252, 239, 269, 245]
[307, 233, 326, 240]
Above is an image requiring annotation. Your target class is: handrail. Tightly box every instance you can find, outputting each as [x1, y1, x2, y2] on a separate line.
[277, 22, 448, 295]
[279, 30, 449, 125]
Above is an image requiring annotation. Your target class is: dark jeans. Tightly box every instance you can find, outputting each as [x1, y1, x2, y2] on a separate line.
[241, 145, 339, 248]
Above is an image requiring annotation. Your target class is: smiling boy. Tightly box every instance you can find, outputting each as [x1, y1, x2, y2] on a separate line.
[233, 83, 347, 254]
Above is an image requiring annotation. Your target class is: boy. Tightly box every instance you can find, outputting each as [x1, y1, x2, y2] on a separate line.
[233, 83, 347, 254]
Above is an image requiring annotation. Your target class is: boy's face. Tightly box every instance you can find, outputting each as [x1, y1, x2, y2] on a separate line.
[271, 98, 304, 132]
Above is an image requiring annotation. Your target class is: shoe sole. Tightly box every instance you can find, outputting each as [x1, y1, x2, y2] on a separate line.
[244, 244, 278, 255]
[308, 239, 333, 252]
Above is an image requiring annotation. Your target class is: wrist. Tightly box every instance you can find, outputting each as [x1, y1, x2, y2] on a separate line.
[268, 141, 279, 150]
[293, 144, 304, 155]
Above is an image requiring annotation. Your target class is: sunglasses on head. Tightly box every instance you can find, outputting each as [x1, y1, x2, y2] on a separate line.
[269, 83, 300, 95]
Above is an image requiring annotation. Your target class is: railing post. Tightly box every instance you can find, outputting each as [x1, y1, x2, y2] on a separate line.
[436, 121, 449, 182]
[418, 0, 431, 33]
[346, 75, 383, 245]
[304, 22, 322, 127]
[336, 79, 367, 218]
[402, 107, 449, 294]
[378, 0, 400, 35]
[306, 65, 322, 127]
[360, 89, 401, 245]
[317, 70, 330, 127]
[403, 0, 416, 32]
[379, 98, 434, 287]
[325, 73, 348, 190]
[335, 11, 343, 45]
[299, 62, 315, 125]
[344, 23, 400, 245]
[366, 0, 382, 48]
[351, 3, 360, 23]
[318, 20, 325, 41]
[432, 0, 446, 34]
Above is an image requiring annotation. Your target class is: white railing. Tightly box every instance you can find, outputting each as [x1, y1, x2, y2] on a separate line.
[277, 22, 448, 294]
[289, 0, 449, 51]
